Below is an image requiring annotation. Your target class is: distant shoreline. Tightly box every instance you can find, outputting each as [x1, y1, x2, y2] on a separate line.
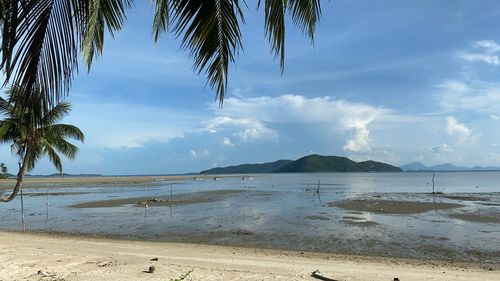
[0, 175, 233, 190]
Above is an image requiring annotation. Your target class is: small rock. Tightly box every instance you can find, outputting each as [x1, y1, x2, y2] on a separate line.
[37, 270, 53, 277]
[150, 257, 158, 261]
[148, 266, 156, 273]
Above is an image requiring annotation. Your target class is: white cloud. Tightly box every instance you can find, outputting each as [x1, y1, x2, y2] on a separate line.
[430, 143, 453, 153]
[189, 150, 197, 157]
[491, 114, 499, 120]
[460, 40, 500, 65]
[474, 40, 500, 53]
[210, 95, 390, 152]
[446, 116, 473, 143]
[461, 53, 500, 65]
[222, 137, 234, 146]
[203, 116, 279, 142]
[436, 80, 500, 113]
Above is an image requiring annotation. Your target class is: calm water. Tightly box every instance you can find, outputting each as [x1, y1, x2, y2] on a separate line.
[1, 172, 499, 263]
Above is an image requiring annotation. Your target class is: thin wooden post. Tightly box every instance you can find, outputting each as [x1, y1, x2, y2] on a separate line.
[170, 184, 173, 201]
[432, 173, 435, 194]
[316, 180, 321, 193]
[20, 188, 25, 232]
[45, 188, 49, 225]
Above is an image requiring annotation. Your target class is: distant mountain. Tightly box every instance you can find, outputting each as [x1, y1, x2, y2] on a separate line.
[400, 162, 428, 171]
[401, 162, 500, 172]
[275, 155, 402, 173]
[201, 155, 402, 174]
[200, 159, 293, 174]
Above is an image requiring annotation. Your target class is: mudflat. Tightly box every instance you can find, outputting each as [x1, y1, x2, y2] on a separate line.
[331, 199, 463, 214]
[70, 189, 244, 208]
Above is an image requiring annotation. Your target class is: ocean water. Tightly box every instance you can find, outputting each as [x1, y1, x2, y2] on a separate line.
[0, 172, 499, 262]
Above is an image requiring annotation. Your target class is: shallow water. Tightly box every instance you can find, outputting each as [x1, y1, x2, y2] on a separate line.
[1, 172, 500, 263]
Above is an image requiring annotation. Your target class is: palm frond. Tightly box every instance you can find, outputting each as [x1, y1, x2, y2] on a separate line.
[26, 144, 43, 172]
[46, 123, 85, 142]
[41, 100, 71, 125]
[1, 0, 79, 109]
[258, 0, 286, 72]
[81, 0, 132, 69]
[47, 136, 78, 159]
[152, 0, 170, 41]
[288, 0, 321, 41]
[43, 143, 62, 172]
[171, 0, 244, 105]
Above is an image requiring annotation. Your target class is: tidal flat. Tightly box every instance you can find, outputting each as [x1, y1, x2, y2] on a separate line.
[1, 172, 499, 266]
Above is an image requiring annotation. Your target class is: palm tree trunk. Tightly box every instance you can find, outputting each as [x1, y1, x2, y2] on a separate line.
[0, 149, 30, 203]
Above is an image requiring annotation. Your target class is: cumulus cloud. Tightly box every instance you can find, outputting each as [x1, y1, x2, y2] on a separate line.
[460, 40, 500, 65]
[203, 116, 279, 142]
[430, 143, 453, 153]
[446, 116, 473, 143]
[207, 95, 390, 152]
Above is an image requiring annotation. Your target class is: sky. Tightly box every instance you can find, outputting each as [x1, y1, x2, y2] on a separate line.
[3, 0, 500, 175]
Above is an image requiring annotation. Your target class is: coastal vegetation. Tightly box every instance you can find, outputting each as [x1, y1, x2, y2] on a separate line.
[0, 86, 84, 202]
[200, 154, 402, 174]
[0, 162, 7, 179]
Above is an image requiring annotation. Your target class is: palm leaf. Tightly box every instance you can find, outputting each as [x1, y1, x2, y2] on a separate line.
[152, 0, 170, 41]
[81, 0, 132, 69]
[46, 123, 85, 142]
[288, 0, 321, 41]
[43, 143, 63, 172]
[1, 0, 78, 109]
[41, 100, 71, 125]
[258, 0, 286, 71]
[47, 136, 79, 159]
[170, 0, 244, 105]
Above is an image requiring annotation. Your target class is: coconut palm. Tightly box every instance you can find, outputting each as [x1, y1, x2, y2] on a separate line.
[0, 0, 322, 115]
[0, 85, 84, 202]
[0, 162, 7, 179]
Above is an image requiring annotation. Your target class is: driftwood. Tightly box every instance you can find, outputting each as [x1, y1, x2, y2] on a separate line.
[311, 270, 337, 281]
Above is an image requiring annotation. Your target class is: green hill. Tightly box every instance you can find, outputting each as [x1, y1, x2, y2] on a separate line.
[200, 159, 293, 174]
[275, 155, 402, 172]
[200, 154, 402, 174]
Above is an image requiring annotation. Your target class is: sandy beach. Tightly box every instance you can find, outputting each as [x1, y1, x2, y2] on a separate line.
[0, 231, 497, 281]
[0, 175, 215, 190]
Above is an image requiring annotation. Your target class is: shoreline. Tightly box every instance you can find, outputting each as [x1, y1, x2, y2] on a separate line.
[0, 175, 230, 190]
[0, 231, 497, 281]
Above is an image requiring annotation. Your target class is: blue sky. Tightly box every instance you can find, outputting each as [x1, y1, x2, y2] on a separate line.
[3, 0, 500, 175]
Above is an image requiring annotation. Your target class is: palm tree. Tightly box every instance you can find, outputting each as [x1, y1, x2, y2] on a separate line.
[0, 0, 322, 116]
[0, 162, 7, 179]
[0, 85, 84, 202]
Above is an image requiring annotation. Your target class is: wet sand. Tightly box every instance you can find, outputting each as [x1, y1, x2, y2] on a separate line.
[0, 231, 497, 281]
[449, 212, 500, 224]
[331, 199, 463, 214]
[0, 175, 223, 190]
[441, 195, 490, 202]
[70, 189, 244, 208]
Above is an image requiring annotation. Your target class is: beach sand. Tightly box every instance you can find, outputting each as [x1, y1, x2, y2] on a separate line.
[0, 231, 497, 281]
[0, 175, 218, 190]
